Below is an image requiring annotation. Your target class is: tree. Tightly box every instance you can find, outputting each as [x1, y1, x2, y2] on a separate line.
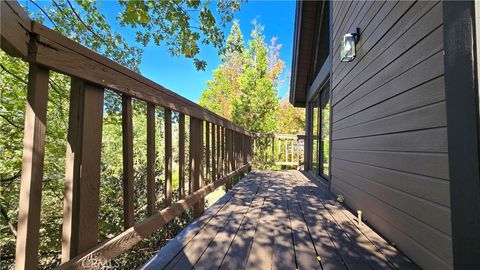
[200, 21, 287, 134]
[199, 20, 244, 118]
[276, 99, 306, 134]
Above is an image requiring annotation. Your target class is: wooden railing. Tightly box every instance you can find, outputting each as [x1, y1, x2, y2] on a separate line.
[252, 133, 305, 167]
[1, 2, 252, 269]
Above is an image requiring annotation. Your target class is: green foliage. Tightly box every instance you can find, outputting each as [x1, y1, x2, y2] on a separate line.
[200, 21, 300, 134]
[116, 0, 243, 70]
[232, 23, 279, 133]
[26, 0, 243, 71]
[277, 99, 306, 134]
[1, 1, 244, 268]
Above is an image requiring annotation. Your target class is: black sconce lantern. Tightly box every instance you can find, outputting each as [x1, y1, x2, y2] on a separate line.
[340, 28, 360, 62]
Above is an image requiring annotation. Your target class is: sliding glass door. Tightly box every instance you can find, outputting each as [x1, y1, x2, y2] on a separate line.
[319, 88, 330, 177]
[308, 85, 331, 180]
[309, 97, 319, 174]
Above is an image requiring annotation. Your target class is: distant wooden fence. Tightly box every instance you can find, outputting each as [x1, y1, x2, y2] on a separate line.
[1, 2, 252, 269]
[252, 133, 305, 167]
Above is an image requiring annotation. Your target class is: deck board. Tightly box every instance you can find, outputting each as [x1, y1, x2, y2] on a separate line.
[142, 170, 417, 270]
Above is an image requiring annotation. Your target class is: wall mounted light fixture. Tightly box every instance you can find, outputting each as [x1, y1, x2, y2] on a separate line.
[340, 28, 360, 62]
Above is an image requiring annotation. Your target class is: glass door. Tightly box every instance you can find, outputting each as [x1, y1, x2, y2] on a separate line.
[319, 87, 330, 178]
[308, 84, 331, 180]
[309, 96, 319, 174]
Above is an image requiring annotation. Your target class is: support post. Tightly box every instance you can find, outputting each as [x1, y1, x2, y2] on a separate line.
[61, 78, 104, 262]
[15, 64, 49, 270]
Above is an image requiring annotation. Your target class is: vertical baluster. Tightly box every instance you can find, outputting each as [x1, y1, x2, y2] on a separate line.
[122, 95, 134, 229]
[212, 124, 216, 182]
[216, 125, 220, 179]
[225, 129, 232, 190]
[272, 136, 275, 164]
[291, 140, 294, 163]
[15, 64, 49, 270]
[253, 137, 256, 162]
[264, 137, 268, 163]
[189, 116, 193, 195]
[164, 109, 172, 206]
[222, 127, 226, 176]
[244, 134, 248, 165]
[61, 78, 104, 262]
[205, 122, 210, 184]
[178, 114, 185, 198]
[190, 117, 204, 218]
[146, 103, 156, 216]
[230, 130, 237, 172]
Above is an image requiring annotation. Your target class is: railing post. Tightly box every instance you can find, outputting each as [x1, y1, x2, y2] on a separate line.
[164, 109, 172, 207]
[61, 78, 104, 262]
[146, 103, 156, 216]
[178, 113, 185, 198]
[122, 95, 134, 229]
[15, 64, 49, 270]
[190, 117, 204, 218]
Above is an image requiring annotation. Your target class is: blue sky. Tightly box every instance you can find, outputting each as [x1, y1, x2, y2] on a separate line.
[26, 1, 296, 103]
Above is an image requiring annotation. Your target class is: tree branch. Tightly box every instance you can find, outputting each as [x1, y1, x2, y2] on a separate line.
[28, 0, 59, 30]
[0, 204, 17, 237]
[65, 0, 108, 45]
[0, 172, 21, 184]
[0, 64, 27, 84]
[0, 114, 22, 130]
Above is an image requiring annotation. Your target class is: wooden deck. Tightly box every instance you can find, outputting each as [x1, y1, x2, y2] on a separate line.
[142, 170, 419, 270]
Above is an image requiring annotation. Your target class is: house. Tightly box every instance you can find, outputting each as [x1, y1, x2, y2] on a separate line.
[290, 1, 480, 269]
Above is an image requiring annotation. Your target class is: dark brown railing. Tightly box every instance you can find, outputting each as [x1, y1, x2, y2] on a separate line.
[253, 133, 305, 167]
[1, 2, 252, 269]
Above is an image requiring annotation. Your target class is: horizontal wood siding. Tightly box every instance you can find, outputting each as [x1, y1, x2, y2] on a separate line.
[330, 1, 452, 269]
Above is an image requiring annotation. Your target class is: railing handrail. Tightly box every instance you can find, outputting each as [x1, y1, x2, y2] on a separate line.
[1, 0, 249, 135]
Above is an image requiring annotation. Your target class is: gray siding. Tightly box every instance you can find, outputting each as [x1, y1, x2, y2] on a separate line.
[330, 1, 452, 269]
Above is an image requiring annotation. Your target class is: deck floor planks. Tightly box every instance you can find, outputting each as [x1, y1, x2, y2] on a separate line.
[289, 171, 372, 270]
[143, 177, 253, 269]
[220, 175, 274, 270]
[194, 174, 271, 269]
[271, 172, 296, 270]
[299, 171, 419, 270]
[283, 171, 322, 270]
[142, 170, 417, 270]
[287, 171, 346, 270]
[164, 174, 264, 270]
[295, 170, 394, 270]
[244, 172, 278, 269]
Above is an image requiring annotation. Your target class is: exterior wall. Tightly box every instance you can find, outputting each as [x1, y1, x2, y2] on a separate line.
[329, 1, 451, 269]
